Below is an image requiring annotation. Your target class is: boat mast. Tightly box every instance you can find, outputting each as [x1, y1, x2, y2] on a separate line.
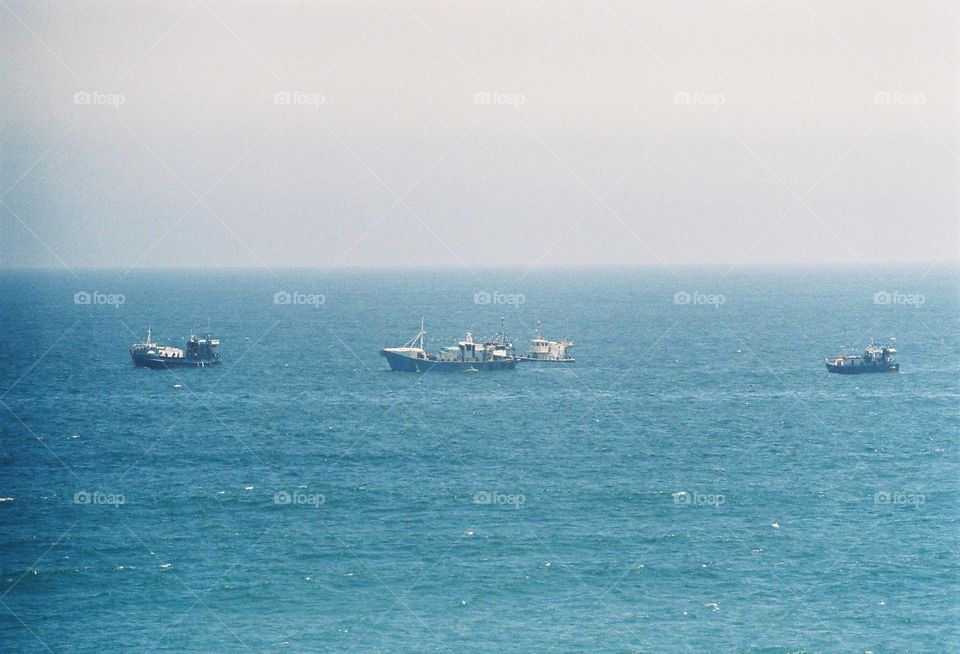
[419, 316, 425, 350]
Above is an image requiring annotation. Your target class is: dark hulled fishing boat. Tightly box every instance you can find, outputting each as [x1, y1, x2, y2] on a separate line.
[130, 326, 221, 369]
[825, 340, 898, 374]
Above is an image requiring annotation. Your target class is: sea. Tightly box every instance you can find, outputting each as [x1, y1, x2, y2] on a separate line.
[1, 266, 957, 653]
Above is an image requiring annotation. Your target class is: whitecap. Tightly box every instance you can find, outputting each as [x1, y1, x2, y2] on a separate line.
[160, 563, 172, 569]
[244, 485, 253, 491]
[0, 497, 14, 503]
[771, 523, 780, 529]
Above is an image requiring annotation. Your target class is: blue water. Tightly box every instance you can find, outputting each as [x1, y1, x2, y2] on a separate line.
[1, 266, 958, 652]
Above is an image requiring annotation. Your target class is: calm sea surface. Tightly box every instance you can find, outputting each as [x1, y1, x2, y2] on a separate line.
[1, 267, 958, 652]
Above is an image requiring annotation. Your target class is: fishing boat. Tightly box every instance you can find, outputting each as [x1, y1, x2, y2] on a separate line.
[517, 322, 575, 362]
[381, 318, 518, 372]
[825, 339, 898, 374]
[130, 326, 221, 369]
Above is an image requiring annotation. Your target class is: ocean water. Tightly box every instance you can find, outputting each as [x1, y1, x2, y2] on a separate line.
[1, 266, 958, 653]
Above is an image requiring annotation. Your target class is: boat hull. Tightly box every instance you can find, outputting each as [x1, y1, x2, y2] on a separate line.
[825, 362, 899, 374]
[382, 350, 517, 372]
[131, 352, 221, 369]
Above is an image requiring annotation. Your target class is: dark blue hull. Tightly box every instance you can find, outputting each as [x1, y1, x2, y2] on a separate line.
[131, 353, 221, 369]
[826, 362, 899, 374]
[382, 350, 517, 372]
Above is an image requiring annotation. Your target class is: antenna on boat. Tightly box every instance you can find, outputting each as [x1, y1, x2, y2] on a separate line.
[419, 315, 425, 350]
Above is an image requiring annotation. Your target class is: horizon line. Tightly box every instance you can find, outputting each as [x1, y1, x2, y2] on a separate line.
[1, 261, 958, 273]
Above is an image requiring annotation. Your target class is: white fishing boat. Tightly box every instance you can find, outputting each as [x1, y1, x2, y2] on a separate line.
[518, 322, 575, 362]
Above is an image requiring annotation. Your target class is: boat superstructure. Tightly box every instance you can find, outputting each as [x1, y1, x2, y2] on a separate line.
[825, 339, 898, 374]
[381, 317, 518, 372]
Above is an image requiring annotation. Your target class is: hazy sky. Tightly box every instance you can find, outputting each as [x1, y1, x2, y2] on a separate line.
[1, 0, 957, 270]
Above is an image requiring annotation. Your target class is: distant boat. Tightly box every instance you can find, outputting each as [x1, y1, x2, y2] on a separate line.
[825, 339, 898, 374]
[130, 326, 221, 369]
[381, 317, 518, 372]
[517, 322, 575, 362]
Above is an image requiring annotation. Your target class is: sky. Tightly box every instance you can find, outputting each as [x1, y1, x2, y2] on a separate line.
[1, 0, 957, 270]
